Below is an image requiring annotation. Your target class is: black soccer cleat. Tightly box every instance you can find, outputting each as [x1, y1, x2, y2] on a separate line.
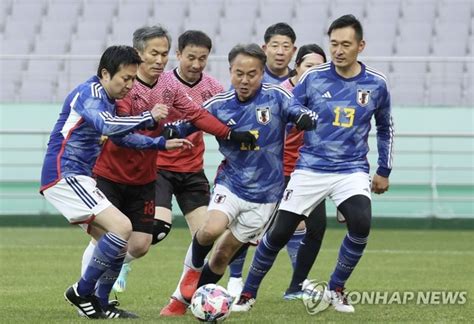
[64, 283, 106, 319]
[103, 300, 139, 319]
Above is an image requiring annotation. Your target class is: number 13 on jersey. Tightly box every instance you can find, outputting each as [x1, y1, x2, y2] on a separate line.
[332, 107, 355, 128]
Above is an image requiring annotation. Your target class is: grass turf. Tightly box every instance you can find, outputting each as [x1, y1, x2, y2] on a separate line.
[0, 227, 472, 323]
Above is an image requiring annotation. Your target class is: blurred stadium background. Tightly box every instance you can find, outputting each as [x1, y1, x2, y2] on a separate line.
[0, 0, 472, 227]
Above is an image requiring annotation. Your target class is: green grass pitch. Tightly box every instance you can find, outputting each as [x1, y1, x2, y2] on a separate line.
[1, 227, 472, 323]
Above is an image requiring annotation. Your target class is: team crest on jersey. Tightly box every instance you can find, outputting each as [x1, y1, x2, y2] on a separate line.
[283, 189, 293, 201]
[357, 89, 371, 107]
[256, 107, 271, 125]
[214, 193, 226, 204]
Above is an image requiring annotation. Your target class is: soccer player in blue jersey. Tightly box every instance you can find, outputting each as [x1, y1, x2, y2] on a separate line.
[227, 22, 325, 300]
[39, 45, 189, 319]
[262, 22, 297, 84]
[233, 14, 394, 314]
[227, 21, 300, 296]
[161, 43, 316, 312]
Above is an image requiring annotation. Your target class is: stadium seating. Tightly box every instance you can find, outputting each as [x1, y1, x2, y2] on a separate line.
[0, 0, 472, 106]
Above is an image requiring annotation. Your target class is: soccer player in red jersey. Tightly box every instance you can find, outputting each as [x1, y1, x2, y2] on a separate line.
[155, 30, 232, 316]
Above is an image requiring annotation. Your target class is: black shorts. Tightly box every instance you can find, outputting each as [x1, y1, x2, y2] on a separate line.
[96, 176, 155, 234]
[155, 169, 210, 215]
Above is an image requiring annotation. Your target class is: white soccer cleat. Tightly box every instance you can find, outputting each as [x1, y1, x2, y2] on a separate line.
[227, 277, 244, 298]
[323, 287, 355, 313]
[231, 293, 255, 312]
[112, 263, 131, 293]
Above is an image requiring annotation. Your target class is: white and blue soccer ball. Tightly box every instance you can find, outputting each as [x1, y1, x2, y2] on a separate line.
[190, 284, 234, 322]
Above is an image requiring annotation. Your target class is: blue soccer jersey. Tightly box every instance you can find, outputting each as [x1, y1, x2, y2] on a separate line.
[40, 76, 157, 191]
[203, 84, 308, 203]
[293, 62, 394, 176]
[262, 65, 290, 84]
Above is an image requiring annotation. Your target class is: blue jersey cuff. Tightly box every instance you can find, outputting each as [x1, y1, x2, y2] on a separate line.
[376, 166, 391, 177]
[155, 136, 167, 150]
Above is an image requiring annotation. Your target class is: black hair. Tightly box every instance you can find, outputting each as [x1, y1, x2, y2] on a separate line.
[288, 43, 327, 77]
[264, 22, 296, 44]
[295, 44, 327, 65]
[133, 25, 172, 52]
[228, 43, 266, 68]
[327, 14, 363, 41]
[178, 30, 212, 52]
[97, 45, 142, 79]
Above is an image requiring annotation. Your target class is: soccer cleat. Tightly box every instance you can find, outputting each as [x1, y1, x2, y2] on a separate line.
[112, 263, 131, 293]
[64, 283, 106, 319]
[283, 289, 304, 300]
[179, 268, 201, 302]
[231, 292, 256, 312]
[160, 297, 188, 316]
[323, 287, 355, 313]
[227, 277, 244, 298]
[103, 300, 139, 318]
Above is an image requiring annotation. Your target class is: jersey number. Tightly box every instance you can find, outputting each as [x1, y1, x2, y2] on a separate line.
[240, 130, 260, 151]
[332, 107, 355, 128]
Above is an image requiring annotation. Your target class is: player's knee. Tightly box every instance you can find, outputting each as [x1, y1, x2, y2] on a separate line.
[198, 226, 222, 244]
[341, 195, 372, 236]
[129, 242, 151, 258]
[268, 210, 303, 249]
[151, 219, 172, 245]
[116, 219, 133, 240]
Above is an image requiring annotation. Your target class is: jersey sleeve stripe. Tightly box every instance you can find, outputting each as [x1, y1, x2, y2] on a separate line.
[366, 67, 389, 85]
[299, 64, 330, 84]
[262, 83, 293, 98]
[203, 91, 235, 108]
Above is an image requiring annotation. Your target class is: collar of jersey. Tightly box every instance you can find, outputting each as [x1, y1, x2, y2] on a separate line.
[264, 65, 290, 82]
[330, 61, 366, 82]
[174, 68, 203, 88]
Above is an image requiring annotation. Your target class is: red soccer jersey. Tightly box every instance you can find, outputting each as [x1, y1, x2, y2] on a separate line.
[93, 73, 229, 185]
[281, 78, 304, 177]
[156, 69, 224, 172]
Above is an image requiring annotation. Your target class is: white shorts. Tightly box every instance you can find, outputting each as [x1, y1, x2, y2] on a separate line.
[208, 184, 277, 243]
[43, 175, 112, 224]
[279, 170, 371, 218]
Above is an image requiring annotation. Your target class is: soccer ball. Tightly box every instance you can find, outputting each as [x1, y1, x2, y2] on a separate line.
[190, 284, 234, 322]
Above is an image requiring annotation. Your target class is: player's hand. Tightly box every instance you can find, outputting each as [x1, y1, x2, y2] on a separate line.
[229, 130, 257, 150]
[295, 112, 317, 131]
[371, 174, 389, 194]
[150, 104, 169, 121]
[165, 138, 194, 150]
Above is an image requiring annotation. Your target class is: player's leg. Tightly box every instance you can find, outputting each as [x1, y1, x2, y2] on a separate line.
[162, 171, 210, 314]
[233, 170, 327, 311]
[284, 175, 306, 270]
[153, 170, 176, 245]
[232, 210, 304, 312]
[43, 175, 130, 318]
[285, 200, 327, 299]
[111, 180, 155, 294]
[325, 172, 372, 313]
[198, 229, 244, 287]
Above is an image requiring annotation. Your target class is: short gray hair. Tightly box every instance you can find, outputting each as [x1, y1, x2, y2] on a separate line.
[228, 43, 266, 68]
[133, 25, 172, 52]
